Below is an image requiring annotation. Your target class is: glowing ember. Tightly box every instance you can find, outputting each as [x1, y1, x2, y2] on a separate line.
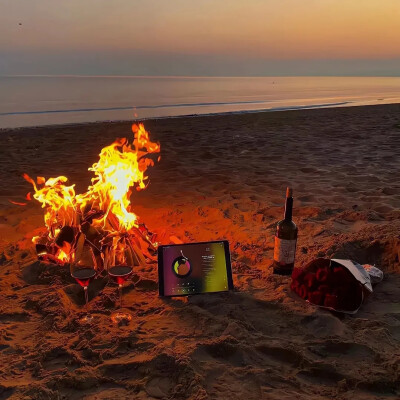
[24, 123, 160, 266]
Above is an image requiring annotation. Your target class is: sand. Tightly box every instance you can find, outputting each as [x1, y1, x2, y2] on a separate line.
[0, 104, 399, 399]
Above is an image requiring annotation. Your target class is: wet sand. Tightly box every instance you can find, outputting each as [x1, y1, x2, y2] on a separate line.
[0, 104, 400, 399]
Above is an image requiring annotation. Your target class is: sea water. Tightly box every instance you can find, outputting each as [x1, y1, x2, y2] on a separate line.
[1, 75, 400, 129]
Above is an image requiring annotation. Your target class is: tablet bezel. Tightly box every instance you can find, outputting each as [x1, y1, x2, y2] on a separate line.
[158, 240, 233, 297]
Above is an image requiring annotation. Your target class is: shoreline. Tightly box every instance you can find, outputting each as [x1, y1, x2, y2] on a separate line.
[1, 101, 400, 132]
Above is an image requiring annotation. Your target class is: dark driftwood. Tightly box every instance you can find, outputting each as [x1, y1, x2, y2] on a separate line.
[35, 206, 156, 268]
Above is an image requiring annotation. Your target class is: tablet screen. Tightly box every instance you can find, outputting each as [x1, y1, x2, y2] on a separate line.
[158, 241, 232, 296]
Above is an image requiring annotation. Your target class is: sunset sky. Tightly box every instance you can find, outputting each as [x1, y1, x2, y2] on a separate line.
[1, 0, 400, 76]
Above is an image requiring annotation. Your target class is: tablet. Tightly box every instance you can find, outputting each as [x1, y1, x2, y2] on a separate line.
[158, 240, 233, 297]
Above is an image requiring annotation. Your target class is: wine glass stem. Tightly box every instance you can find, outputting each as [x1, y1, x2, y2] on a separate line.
[84, 286, 89, 313]
[119, 284, 123, 309]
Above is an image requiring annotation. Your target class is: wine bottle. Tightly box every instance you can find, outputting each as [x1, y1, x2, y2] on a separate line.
[273, 187, 298, 275]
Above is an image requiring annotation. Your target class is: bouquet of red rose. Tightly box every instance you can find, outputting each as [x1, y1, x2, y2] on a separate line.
[290, 258, 373, 314]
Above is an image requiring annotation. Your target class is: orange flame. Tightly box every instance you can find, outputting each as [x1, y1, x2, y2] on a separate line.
[24, 123, 160, 263]
[56, 241, 72, 263]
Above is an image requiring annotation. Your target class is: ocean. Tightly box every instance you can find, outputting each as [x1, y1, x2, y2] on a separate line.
[1, 76, 400, 129]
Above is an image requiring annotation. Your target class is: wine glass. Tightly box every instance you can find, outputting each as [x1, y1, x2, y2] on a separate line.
[107, 238, 133, 323]
[70, 244, 97, 324]
[108, 264, 133, 323]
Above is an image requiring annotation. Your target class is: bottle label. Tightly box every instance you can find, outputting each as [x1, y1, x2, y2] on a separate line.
[274, 237, 297, 264]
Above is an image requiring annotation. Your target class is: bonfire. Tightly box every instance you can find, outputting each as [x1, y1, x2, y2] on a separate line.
[23, 123, 160, 269]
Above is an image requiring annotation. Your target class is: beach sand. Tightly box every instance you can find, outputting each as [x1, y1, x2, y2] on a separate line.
[0, 104, 399, 399]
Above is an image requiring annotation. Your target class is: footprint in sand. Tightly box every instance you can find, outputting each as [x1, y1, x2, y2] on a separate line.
[307, 340, 376, 361]
[296, 364, 346, 387]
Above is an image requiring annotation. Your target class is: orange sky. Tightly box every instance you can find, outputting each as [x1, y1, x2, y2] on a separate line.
[1, 0, 399, 59]
[1, 0, 400, 76]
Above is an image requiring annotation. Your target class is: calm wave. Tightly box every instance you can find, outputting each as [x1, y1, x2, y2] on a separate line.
[1, 76, 399, 128]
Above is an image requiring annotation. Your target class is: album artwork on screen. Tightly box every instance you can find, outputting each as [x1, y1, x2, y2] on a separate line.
[158, 240, 233, 297]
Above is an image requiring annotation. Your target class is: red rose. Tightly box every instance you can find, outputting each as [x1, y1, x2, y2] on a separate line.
[316, 267, 329, 282]
[298, 285, 308, 299]
[318, 284, 330, 296]
[332, 266, 352, 285]
[304, 273, 318, 290]
[308, 291, 324, 305]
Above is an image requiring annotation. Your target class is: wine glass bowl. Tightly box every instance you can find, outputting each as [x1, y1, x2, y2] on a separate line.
[71, 267, 96, 288]
[108, 265, 133, 285]
[70, 244, 98, 324]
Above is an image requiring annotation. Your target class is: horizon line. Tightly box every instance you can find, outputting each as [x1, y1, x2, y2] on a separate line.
[2, 74, 400, 79]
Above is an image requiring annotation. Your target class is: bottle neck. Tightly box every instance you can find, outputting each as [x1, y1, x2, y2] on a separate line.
[284, 196, 293, 221]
